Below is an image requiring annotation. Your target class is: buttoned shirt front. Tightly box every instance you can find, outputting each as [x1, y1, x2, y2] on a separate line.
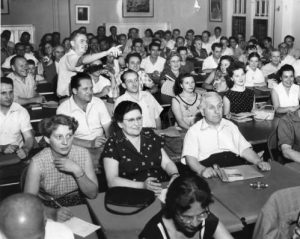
[141, 56, 166, 74]
[0, 102, 32, 146]
[57, 96, 111, 140]
[182, 118, 251, 162]
[245, 67, 265, 87]
[261, 63, 282, 77]
[7, 72, 36, 103]
[114, 91, 163, 128]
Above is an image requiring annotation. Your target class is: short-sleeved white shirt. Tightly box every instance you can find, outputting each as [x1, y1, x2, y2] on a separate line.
[281, 55, 296, 66]
[221, 47, 234, 56]
[182, 118, 251, 163]
[0, 102, 32, 147]
[202, 55, 219, 71]
[7, 72, 36, 103]
[114, 91, 163, 128]
[261, 63, 282, 77]
[57, 96, 111, 140]
[293, 60, 300, 77]
[92, 75, 111, 94]
[202, 42, 212, 55]
[57, 49, 83, 97]
[245, 67, 265, 87]
[141, 56, 166, 74]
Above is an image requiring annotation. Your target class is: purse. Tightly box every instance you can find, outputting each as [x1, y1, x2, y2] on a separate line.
[105, 187, 155, 215]
[254, 105, 275, 120]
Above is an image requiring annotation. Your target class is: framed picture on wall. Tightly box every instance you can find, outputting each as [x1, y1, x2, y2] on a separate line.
[75, 5, 90, 24]
[209, 0, 222, 22]
[1, 0, 9, 14]
[122, 0, 154, 18]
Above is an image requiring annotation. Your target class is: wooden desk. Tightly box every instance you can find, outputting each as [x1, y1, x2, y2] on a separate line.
[208, 161, 300, 225]
[235, 117, 279, 145]
[87, 192, 243, 238]
[253, 88, 271, 102]
[69, 204, 99, 239]
[36, 82, 58, 101]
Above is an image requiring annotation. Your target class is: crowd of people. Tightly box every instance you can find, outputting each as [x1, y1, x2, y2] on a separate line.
[1, 25, 300, 238]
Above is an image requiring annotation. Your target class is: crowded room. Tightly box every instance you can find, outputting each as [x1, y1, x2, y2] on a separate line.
[1, 0, 300, 238]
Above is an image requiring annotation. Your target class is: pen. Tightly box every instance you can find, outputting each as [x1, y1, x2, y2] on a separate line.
[49, 196, 63, 208]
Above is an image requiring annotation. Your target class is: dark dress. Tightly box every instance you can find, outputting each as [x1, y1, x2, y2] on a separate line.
[101, 128, 169, 182]
[139, 211, 219, 239]
[224, 88, 254, 114]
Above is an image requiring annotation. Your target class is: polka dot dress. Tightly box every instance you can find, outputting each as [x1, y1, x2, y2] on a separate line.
[225, 88, 254, 114]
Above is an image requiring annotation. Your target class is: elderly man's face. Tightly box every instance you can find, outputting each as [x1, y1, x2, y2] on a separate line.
[271, 51, 281, 65]
[201, 96, 223, 125]
[13, 58, 28, 78]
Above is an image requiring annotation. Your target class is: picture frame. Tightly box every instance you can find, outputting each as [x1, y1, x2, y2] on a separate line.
[122, 0, 154, 18]
[209, 0, 222, 22]
[75, 5, 90, 24]
[1, 0, 9, 14]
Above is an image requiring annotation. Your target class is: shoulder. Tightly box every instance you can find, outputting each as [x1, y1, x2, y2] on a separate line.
[91, 96, 106, 107]
[57, 98, 71, 111]
[32, 148, 52, 162]
[139, 212, 165, 239]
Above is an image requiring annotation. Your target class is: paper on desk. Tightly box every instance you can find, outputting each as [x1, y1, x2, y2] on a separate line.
[64, 217, 100, 237]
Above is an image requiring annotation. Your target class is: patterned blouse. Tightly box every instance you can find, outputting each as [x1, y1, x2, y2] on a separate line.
[32, 145, 88, 198]
[102, 128, 169, 182]
[173, 93, 201, 127]
[224, 88, 255, 114]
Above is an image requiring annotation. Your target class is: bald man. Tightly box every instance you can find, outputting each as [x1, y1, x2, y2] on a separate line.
[0, 193, 74, 239]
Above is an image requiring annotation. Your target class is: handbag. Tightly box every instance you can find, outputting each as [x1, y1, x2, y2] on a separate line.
[105, 187, 155, 215]
[254, 105, 275, 120]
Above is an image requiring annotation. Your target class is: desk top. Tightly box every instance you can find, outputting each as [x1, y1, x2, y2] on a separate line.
[69, 204, 98, 239]
[87, 192, 243, 238]
[235, 117, 279, 145]
[208, 161, 300, 224]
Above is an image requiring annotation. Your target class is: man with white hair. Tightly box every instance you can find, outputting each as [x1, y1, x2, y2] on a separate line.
[182, 92, 271, 178]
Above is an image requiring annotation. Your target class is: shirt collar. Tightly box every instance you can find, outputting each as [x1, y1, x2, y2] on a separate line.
[69, 96, 94, 113]
[200, 118, 228, 131]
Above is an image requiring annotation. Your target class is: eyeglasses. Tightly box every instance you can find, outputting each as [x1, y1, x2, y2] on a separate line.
[177, 208, 210, 224]
[123, 116, 143, 124]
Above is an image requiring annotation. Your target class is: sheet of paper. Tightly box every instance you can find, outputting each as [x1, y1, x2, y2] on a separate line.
[64, 217, 100, 238]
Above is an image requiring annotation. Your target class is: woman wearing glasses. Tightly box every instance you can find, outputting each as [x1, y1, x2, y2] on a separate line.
[140, 174, 233, 239]
[102, 101, 179, 195]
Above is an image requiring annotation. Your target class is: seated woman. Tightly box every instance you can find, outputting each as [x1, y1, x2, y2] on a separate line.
[271, 64, 300, 114]
[24, 114, 98, 222]
[139, 174, 233, 239]
[160, 52, 182, 97]
[223, 63, 255, 117]
[245, 52, 266, 87]
[102, 101, 179, 195]
[202, 55, 234, 94]
[172, 73, 202, 130]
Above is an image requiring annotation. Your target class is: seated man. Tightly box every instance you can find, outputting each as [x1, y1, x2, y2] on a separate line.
[117, 52, 155, 92]
[0, 77, 34, 159]
[261, 49, 282, 84]
[114, 69, 163, 129]
[0, 193, 74, 239]
[182, 92, 270, 178]
[6, 56, 44, 105]
[141, 42, 166, 84]
[202, 43, 222, 73]
[277, 108, 300, 162]
[57, 72, 111, 166]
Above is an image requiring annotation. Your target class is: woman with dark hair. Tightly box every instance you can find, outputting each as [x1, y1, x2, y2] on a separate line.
[139, 174, 233, 239]
[271, 64, 300, 114]
[202, 55, 234, 94]
[172, 73, 201, 129]
[223, 63, 255, 117]
[102, 101, 179, 195]
[24, 114, 98, 222]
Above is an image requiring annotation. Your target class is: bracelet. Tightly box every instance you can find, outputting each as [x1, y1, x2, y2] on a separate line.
[170, 172, 180, 177]
[75, 171, 85, 179]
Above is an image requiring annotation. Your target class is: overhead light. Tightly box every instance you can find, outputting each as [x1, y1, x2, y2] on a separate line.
[194, 0, 201, 11]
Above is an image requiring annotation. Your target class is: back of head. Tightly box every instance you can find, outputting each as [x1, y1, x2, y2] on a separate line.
[164, 174, 213, 219]
[0, 193, 46, 239]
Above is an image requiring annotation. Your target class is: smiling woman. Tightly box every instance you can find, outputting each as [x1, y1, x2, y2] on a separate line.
[102, 101, 179, 195]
